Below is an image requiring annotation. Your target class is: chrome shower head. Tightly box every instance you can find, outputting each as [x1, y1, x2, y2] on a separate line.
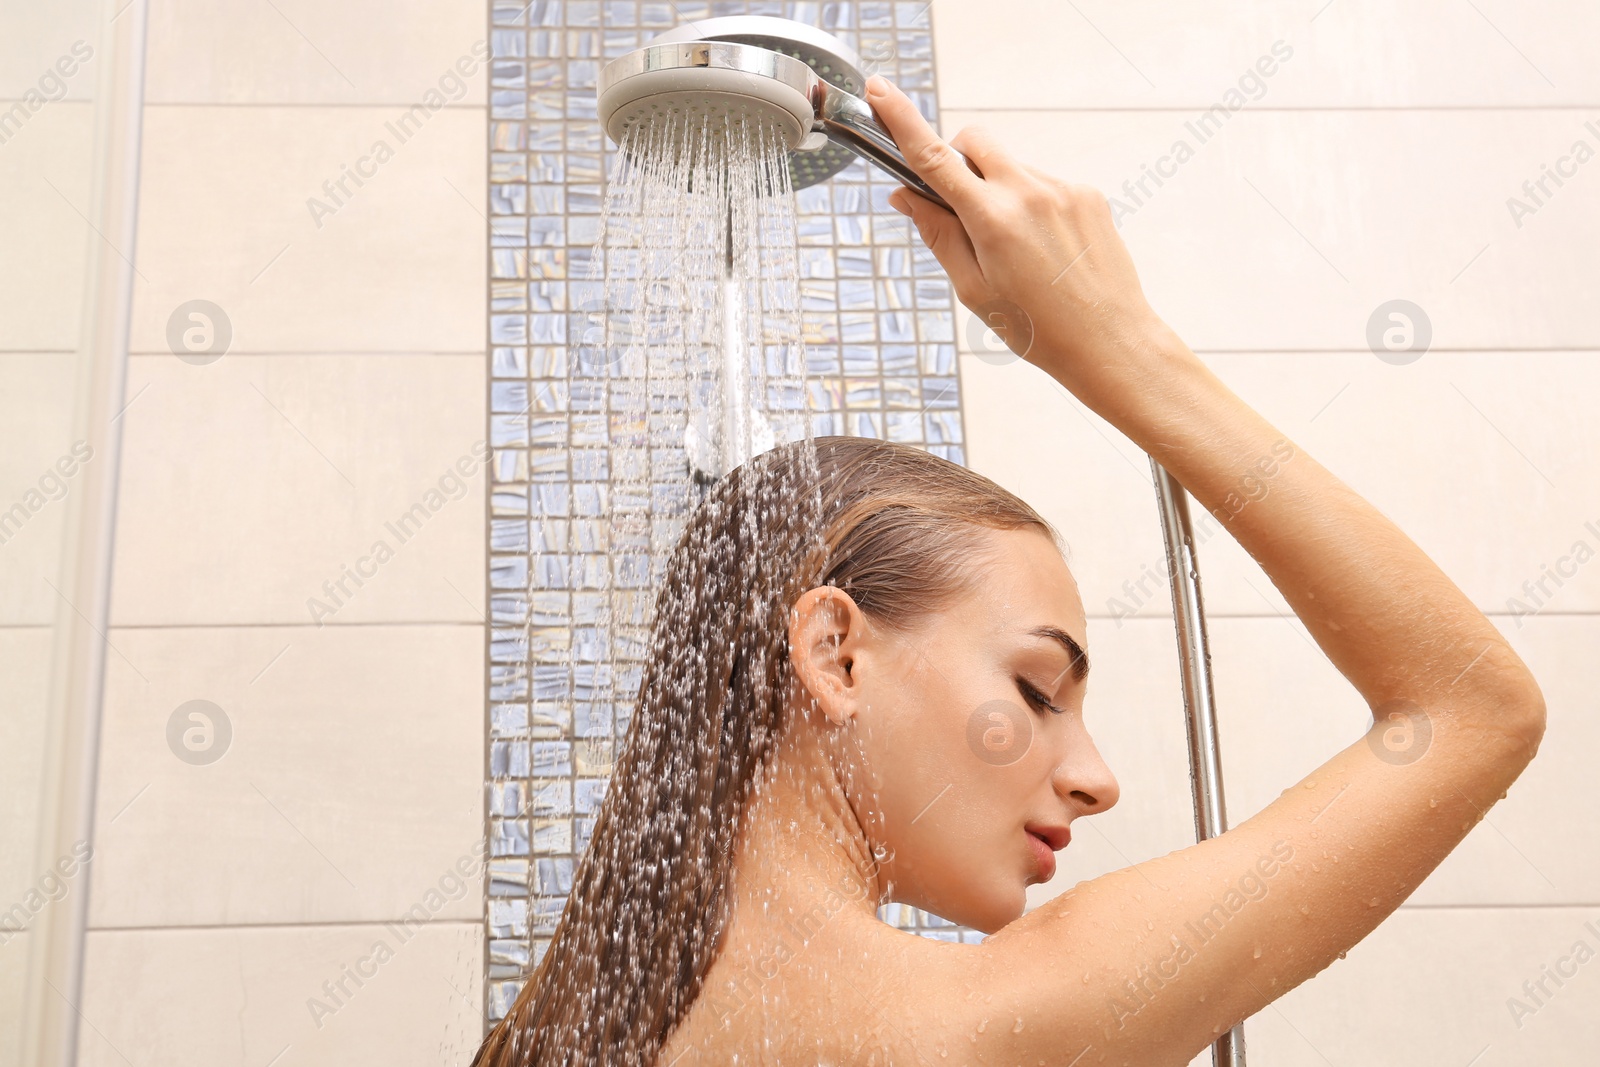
[597, 15, 954, 208]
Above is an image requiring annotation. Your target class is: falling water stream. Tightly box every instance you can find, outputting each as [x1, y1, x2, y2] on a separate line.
[496, 107, 825, 985]
[490, 110, 832, 1061]
[559, 112, 815, 747]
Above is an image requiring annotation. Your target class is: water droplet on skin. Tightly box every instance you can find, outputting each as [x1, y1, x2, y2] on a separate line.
[1429, 798, 1438, 808]
[976, 1017, 987, 1034]
[1012, 1017, 1024, 1033]
[1252, 945, 1262, 959]
[1303, 779, 1317, 789]
[1299, 905, 1310, 916]
[1368, 897, 1380, 907]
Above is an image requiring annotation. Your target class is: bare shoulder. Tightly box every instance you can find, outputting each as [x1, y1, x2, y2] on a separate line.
[658, 905, 996, 1064]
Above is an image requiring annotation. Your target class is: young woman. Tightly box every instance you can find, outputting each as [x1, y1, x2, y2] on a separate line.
[473, 75, 1547, 1066]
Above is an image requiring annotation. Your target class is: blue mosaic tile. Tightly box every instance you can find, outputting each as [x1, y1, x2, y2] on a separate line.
[484, 0, 971, 1016]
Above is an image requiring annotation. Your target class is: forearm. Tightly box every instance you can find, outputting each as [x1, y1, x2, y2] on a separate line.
[1077, 329, 1545, 730]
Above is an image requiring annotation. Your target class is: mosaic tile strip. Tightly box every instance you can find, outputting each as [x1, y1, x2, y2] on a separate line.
[485, 0, 974, 1024]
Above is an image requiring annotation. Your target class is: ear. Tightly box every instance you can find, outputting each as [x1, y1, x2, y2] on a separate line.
[788, 585, 870, 725]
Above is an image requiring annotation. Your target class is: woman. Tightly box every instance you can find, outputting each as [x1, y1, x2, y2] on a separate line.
[474, 75, 1547, 1066]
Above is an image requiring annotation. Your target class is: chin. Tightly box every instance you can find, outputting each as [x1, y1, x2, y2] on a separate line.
[946, 884, 1027, 936]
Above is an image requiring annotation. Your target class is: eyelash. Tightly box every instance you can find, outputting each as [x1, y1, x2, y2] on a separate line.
[1017, 678, 1066, 716]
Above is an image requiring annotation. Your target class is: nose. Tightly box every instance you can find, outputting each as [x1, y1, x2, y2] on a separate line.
[1054, 723, 1120, 815]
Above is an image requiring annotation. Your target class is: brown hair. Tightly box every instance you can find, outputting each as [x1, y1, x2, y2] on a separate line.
[472, 435, 1052, 1066]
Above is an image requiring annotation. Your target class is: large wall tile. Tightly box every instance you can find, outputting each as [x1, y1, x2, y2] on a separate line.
[145, 0, 489, 106]
[129, 106, 484, 355]
[79, 922, 482, 1067]
[942, 108, 1600, 352]
[957, 349, 1600, 620]
[1206, 613, 1598, 906]
[0, 353, 88, 626]
[932, 0, 1600, 108]
[0, 1, 98, 101]
[0, 628, 54, 904]
[89, 625, 483, 928]
[0, 102, 95, 353]
[109, 353, 485, 627]
[1194, 349, 1599, 621]
[1243, 906, 1600, 1065]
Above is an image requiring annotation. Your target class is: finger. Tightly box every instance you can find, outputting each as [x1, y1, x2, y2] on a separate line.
[947, 125, 1020, 181]
[887, 186, 987, 300]
[866, 75, 985, 212]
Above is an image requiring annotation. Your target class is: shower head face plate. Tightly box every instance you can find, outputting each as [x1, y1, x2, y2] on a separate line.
[599, 39, 817, 173]
[601, 16, 873, 190]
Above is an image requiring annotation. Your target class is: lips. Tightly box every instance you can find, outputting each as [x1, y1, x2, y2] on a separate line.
[1026, 823, 1071, 851]
[1026, 831, 1057, 881]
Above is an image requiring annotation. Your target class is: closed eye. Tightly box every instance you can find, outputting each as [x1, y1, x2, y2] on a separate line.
[1017, 677, 1065, 716]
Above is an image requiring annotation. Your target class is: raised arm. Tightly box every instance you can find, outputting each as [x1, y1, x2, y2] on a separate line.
[867, 76, 1548, 1064]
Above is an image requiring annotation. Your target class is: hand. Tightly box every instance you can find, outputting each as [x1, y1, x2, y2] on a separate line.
[864, 75, 1194, 413]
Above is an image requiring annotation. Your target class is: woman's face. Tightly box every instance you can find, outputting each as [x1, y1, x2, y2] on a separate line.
[842, 526, 1120, 933]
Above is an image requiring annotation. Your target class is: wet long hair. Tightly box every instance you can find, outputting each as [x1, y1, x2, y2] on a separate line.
[472, 435, 1052, 1066]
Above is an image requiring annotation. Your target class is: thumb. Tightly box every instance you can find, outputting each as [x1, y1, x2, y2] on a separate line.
[887, 187, 986, 301]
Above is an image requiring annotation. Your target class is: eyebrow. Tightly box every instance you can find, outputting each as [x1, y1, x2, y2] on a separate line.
[1028, 626, 1091, 685]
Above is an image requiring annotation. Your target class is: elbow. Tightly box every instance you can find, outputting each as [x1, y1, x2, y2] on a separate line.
[1479, 665, 1547, 765]
[1507, 685, 1547, 760]
[1476, 643, 1549, 759]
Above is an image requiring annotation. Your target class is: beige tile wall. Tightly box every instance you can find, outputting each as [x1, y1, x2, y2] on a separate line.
[938, 1, 1599, 1063]
[67, 1, 1598, 1062]
[81, 2, 488, 1063]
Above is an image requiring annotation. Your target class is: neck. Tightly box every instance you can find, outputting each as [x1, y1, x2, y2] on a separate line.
[729, 708, 887, 922]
